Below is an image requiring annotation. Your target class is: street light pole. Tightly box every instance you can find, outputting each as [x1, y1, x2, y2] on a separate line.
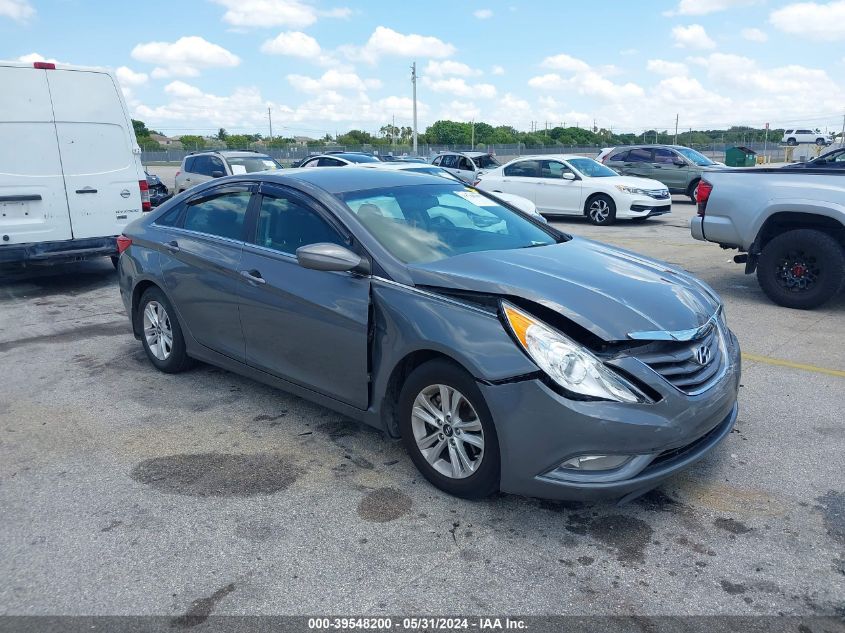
[411, 62, 418, 156]
[267, 107, 273, 143]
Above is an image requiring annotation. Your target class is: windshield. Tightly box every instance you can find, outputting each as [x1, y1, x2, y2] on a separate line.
[675, 147, 715, 166]
[339, 153, 381, 163]
[474, 154, 500, 169]
[339, 184, 558, 264]
[227, 156, 282, 173]
[567, 158, 617, 177]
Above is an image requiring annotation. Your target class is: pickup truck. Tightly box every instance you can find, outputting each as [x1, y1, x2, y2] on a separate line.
[691, 169, 845, 309]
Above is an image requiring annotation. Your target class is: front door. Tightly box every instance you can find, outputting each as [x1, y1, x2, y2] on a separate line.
[237, 185, 371, 409]
[652, 148, 689, 191]
[535, 160, 583, 214]
[159, 184, 253, 362]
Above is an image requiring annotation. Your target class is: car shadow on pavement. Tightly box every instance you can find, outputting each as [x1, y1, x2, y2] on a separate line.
[0, 258, 117, 300]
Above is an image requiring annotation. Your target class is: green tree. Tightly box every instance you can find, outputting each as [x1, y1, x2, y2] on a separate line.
[138, 137, 161, 151]
[225, 134, 255, 149]
[132, 119, 151, 138]
[179, 135, 206, 150]
[217, 128, 228, 141]
[337, 129, 374, 145]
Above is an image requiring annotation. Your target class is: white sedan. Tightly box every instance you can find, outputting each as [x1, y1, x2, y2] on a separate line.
[476, 154, 671, 225]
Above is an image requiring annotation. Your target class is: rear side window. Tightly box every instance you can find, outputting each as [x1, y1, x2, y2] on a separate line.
[318, 157, 345, 167]
[255, 194, 345, 254]
[183, 191, 251, 240]
[504, 160, 541, 177]
[627, 148, 653, 162]
[184, 156, 196, 172]
[607, 150, 627, 162]
[154, 203, 184, 227]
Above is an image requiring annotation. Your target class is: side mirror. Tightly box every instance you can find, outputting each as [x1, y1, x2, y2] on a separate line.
[296, 243, 367, 274]
[211, 170, 225, 178]
[561, 172, 576, 181]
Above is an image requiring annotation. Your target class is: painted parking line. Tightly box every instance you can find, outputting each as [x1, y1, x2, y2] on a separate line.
[742, 353, 845, 378]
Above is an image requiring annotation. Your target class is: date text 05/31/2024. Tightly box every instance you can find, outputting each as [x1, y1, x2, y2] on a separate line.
[307, 617, 528, 630]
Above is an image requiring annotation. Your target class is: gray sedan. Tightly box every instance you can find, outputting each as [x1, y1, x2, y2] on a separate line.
[117, 169, 740, 501]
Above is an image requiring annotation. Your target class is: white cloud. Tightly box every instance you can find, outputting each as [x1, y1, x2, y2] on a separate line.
[671, 24, 716, 49]
[116, 66, 149, 86]
[287, 69, 380, 94]
[211, 0, 347, 29]
[424, 60, 481, 77]
[770, 1, 845, 40]
[261, 31, 321, 57]
[540, 53, 591, 73]
[690, 52, 836, 93]
[741, 27, 768, 42]
[131, 36, 240, 77]
[0, 0, 34, 22]
[17, 52, 64, 64]
[345, 26, 456, 63]
[491, 65, 505, 75]
[422, 76, 497, 99]
[647, 59, 689, 76]
[666, 0, 759, 15]
[473, 8, 493, 18]
[439, 100, 483, 122]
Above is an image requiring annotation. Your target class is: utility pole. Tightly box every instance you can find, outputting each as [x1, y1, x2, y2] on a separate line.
[673, 113, 678, 145]
[392, 114, 396, 150]
[267, 107, 273, 143]
[840, 113, 845, 148]
[411, 62, 418, 155]
[471, 120, 475, 148]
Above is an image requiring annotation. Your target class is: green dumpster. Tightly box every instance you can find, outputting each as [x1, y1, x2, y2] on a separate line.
[725, 146, 757, 167]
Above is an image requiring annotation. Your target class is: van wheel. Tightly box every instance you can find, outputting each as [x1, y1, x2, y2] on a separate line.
[586, 195, 616, 225]
[816, 138, 826, 146]
[398, 360, 500, 499]
[137, 287, 193, 372]
[787, 138, 797, 146]
[756, 229, 845, 309]
[687, 180, 700, 204]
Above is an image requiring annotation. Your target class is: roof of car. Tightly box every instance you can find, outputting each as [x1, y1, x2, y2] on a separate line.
[438, 150, 489, 157]
[187, 150, 271, 158]
[260, 166, 453, 194]
[507, 154, 588, 161]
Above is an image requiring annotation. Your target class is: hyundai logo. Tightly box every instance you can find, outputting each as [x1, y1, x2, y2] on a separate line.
[693, 345, 712, 366]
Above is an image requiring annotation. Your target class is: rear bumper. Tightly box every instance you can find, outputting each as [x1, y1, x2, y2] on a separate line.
[0, 236, 117, 265]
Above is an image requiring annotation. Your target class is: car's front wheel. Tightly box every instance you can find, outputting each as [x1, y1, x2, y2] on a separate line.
[138, 287, 193, 372]
[787, 138, 797, 146]
[756, 229, 845, 309]
[398, 360, 499, 499]
[816, 137, 826, 146]
[586, 194, 616, 226]
[688, 179, 700, 204]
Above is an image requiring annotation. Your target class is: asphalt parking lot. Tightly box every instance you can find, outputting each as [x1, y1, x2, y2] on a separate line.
[1, 192, 843, 620]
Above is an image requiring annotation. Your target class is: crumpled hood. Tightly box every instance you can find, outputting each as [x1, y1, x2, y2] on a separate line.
[407, 237, 720, 341]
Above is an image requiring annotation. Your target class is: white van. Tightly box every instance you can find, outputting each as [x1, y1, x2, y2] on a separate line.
[0, 60, 149, 266]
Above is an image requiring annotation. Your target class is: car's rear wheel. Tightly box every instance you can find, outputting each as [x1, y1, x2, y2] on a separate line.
[138, 287, 193, 372]
[787, 138, 797, 146]
[398, 360, 499, 499]
[756, 229, 845, 309]
[586, 194, 616, 226]
[816, 137, 826, 146]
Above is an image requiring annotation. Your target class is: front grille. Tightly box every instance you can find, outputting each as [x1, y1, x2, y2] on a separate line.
[646, 189, 670, 199]
[633, 324, 724, 394]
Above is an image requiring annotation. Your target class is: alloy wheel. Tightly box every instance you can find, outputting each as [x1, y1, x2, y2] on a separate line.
[411, 384, 484, 479]
[589, 198, 611, 223]
[776, 250, 819, 293]
[143, 300, 174, 361]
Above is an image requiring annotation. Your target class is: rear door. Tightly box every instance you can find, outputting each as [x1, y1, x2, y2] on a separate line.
[0, 64, 73, 244]
[238, 184, 370, 408]
[498, 160, 542, 203]
[621, 148, 654, 178]
[47, 69, 143, 239]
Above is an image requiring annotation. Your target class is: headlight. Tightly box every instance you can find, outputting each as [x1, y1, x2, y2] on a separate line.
[502, 302, 643, 403]
[615, 185, 647, 195]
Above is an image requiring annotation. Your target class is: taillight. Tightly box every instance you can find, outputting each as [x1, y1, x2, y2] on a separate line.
[472, 179, 481, 186]
[139, 179, 151, 212]
[33, 62, 55, 70]
[116, 235, 132, 254]
[696, 180, 713, 217]
[175, 170, 181, 177]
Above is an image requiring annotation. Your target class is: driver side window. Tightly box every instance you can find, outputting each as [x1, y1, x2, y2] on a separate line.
[255, 194, 345, 255]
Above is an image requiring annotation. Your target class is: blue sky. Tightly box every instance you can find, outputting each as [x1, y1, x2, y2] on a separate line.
[3, 0, 844, 138]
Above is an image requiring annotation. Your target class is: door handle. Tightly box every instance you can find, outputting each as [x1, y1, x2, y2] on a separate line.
[164, 240, 180, 252]
[75, 187, 98, 194]
[240, 269, 266, 285]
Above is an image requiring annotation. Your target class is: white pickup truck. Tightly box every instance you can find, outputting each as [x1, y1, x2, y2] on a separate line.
[691, 169, 845, 309]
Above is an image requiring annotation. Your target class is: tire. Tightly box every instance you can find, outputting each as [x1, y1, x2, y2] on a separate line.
[687, 179, 701, 204]
[137, 287, 194, 372]
[787, 138, 797, 146]
[586, 194, 616, 226]
[756, 229, 845, 309]
[816, 138, 826, 146]
[398, 359, 500, 499]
